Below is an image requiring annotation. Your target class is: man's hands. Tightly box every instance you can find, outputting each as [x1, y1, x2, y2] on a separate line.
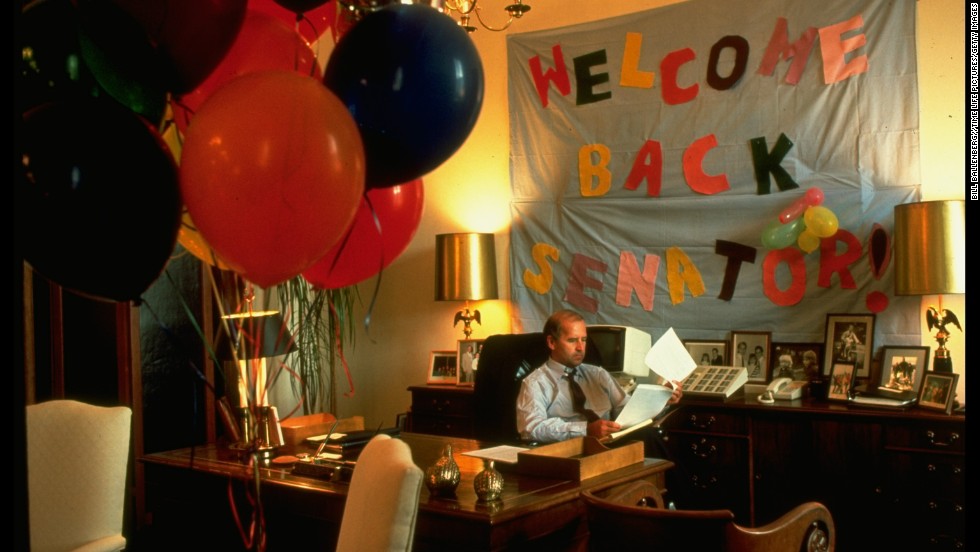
[667, 380, 684, 404]
[586, 419, 622, 439]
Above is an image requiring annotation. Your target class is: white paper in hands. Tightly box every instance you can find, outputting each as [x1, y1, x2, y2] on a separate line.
[614, 384, 673, 428]
[644, 327, 697, 383]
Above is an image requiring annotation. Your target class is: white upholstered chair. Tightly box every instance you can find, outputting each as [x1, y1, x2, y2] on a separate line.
[335, 434, 424, 552]
[26, 400, 133, 552]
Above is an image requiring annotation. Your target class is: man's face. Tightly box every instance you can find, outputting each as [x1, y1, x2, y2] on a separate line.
[549, 319, 588, 368]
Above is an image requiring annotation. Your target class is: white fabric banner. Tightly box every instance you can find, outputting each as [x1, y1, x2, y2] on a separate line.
[506, 0, 921, 351]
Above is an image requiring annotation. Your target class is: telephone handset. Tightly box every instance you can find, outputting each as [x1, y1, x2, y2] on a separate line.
[758, 377, 805, 403]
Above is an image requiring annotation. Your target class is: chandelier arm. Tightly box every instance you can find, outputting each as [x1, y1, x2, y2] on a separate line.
[473, 6, 515, 32]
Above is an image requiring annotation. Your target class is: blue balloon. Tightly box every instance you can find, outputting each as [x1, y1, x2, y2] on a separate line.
[324, 4, 484, 189]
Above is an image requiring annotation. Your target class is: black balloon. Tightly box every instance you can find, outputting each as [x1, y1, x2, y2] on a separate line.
[18, 0, 169, 124]
[17, 99, 182, 303]
[324, 4, 484, 189]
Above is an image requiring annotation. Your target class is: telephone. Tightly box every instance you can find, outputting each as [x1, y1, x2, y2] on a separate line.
[758, 377, 806, 403]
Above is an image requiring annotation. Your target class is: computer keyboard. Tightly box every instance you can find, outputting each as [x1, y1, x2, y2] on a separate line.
[849, 395, 914, 408]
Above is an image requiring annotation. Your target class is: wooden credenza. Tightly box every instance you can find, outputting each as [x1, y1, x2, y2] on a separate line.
[660, 396, 965, 551]
[407, 385, 475, 437]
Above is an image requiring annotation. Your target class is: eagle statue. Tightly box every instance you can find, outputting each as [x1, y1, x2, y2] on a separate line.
[926, 307, 962, 336]
[453, 307, 481, 338]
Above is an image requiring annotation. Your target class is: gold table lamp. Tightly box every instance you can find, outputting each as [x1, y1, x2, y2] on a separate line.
[893, 200, 965, 373]
[435, 233, 498, 338]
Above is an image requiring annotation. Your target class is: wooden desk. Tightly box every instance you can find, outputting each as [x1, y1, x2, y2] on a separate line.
[138, 433, 672, 551]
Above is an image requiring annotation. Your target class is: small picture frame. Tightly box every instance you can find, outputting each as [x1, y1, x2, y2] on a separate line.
[683, 339, 728, 366]
[876, 345, 930, 397]
[457, 339, 484, 387]
[827, 361, 856, 401]
[823, 313, 875, 379]
[426, 350, 457, 385]
[730, 330, 772, 383]
[771, 342, 823, 382]
[918, 371, 959, 414]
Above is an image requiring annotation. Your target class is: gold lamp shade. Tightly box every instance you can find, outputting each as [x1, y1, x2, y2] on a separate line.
[435, 233, 499, 302]
[893, 200, 965, 296]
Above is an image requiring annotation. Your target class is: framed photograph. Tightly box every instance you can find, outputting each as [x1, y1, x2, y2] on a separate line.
[426, 350, 457, 385]
[823, 314, 875, 379]
[457, 339, 485, 387]
[876, 345, 930, 397]
[684, 339, 728, 366]
[918, 371, 959, 414]
[827, 361, 856, 401]
[730, 330, 772, 383]
[771, 342, 823, 381]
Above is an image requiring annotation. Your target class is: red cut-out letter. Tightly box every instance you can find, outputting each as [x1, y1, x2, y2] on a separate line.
[683, 135, 730, 195]
[623, 140, 663, 196]
[563, 253, 607, 314]
[762, 248, 806, 306]
[660, 47, 699, 105]
[817, 229, 862, 288]
[818, 14, 868, 84]
[616, 251, 659, 311]
[529, 45, 572, 108]
[756, 17, 817, 85]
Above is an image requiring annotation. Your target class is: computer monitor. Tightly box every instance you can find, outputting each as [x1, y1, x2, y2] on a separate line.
[586, 325, 652, 378]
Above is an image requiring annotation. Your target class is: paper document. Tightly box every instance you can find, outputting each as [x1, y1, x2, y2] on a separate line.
[644, 327, 697, 383]
[462, 445, 530, 464]
[614, 384, 674, 428]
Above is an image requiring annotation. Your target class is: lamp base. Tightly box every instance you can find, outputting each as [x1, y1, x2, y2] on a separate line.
[231, 406, 279, 458]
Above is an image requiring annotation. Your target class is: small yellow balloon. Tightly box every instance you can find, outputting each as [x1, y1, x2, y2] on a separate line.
[177, 207, 231, 270]
[803, 205, 839, 238]
[797, 229, 820, 253]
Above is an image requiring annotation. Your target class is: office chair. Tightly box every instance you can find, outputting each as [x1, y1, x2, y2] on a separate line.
[335, 434, 424, 552]
[26, 399, 133, 552]
[582, 480, 835, 552]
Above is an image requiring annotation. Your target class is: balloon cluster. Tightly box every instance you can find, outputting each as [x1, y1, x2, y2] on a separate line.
[761, 188, 840, 253]
[17, 0, 483, 301]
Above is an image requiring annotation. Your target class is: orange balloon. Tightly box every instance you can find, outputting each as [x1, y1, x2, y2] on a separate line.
[179, 70, 365, 288]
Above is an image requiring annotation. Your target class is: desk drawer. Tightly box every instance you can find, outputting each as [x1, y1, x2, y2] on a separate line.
[884, 420, 965, 453]
[666, 407, 747, 435]
[411, 390, 474, 418]
[411, 414, 473, 437]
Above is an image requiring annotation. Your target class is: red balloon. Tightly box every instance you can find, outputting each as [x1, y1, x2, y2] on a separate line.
[171, 9, 322, 132]
[249, 0, 337, 45]
[179, 70, 366, 288]
[109, 0, 248, 94]
[303, 179, 425, 289]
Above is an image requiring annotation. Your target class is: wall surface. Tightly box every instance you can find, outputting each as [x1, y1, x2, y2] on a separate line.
[335, 0, 967, 427]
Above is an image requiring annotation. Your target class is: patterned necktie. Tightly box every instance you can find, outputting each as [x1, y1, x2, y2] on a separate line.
[564, 367, 600, 423]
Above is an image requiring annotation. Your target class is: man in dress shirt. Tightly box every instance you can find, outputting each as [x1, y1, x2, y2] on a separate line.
[515, 309, 682, 443]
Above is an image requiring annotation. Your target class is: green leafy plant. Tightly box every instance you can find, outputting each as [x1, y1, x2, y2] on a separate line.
[276, 276, 358, 415]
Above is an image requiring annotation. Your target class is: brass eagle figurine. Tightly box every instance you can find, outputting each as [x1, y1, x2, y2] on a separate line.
[926, 307, 962, 336]
[453, 307, 481, 338]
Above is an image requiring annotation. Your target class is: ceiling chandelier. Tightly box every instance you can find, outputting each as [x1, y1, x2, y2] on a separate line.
[337, 0, 531, 33]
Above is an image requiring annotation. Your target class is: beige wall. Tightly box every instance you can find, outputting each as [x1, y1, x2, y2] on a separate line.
[336, 0, 967, 427]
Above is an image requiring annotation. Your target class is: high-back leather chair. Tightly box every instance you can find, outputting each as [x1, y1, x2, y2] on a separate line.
[473, 332, 604, 443]
[472, 332, 549, 443]
[582, 480, 835, 552]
